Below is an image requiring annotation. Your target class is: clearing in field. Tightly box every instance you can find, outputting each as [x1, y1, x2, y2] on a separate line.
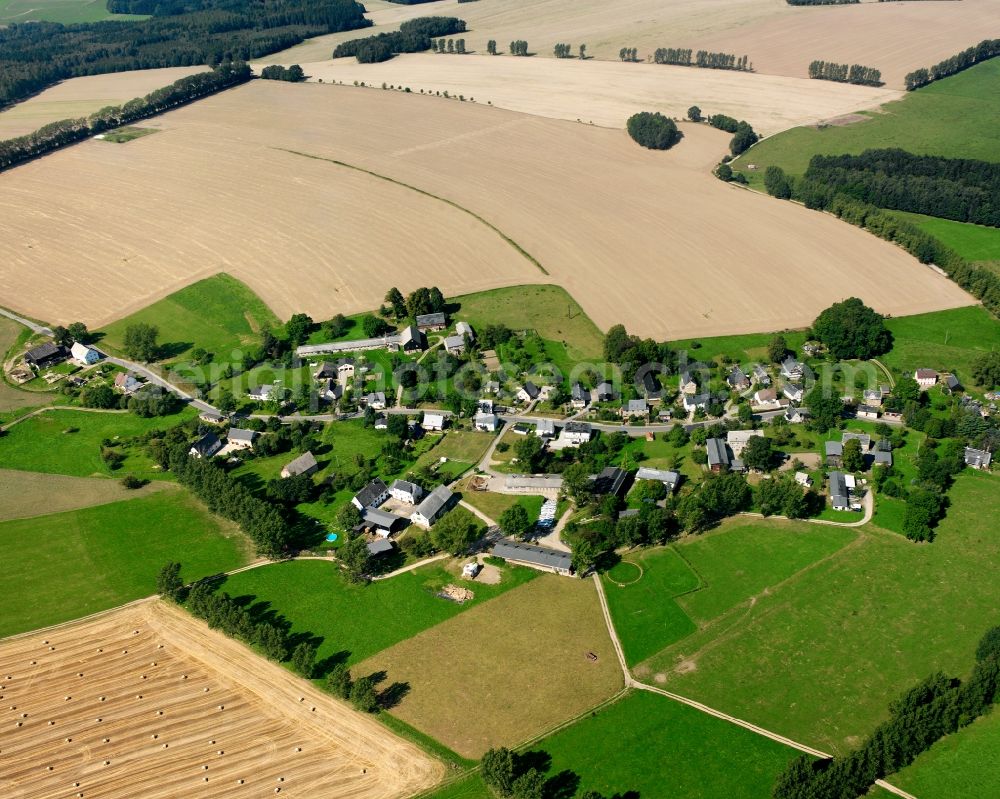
[0, 81, 972, 339]
[0, 67, 204, 139]
[637, 471, 1000, 755]
[424, 689, 800, 799]
[215, 558, 539, 667]
[259, 0, 998, 89]
[0, 468, 169, 521]
[0, 600, 442, 799]
[0, 490, 250, 638]
[354, 575, 622, 759]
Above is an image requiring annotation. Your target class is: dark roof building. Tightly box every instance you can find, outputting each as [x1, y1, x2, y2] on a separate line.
[706, 438, 729, 471]
[493, 539, 573, 575]
[189, 432, 223, 459]
[353, 478, 390, 509]
[25, 342, 68, 368]
[367, 538, 395, 556]
[829, 471, 849, 510]
[415, 312, 446, 330]
[281, 451, 319, 478]
[590, 467, 630, 497]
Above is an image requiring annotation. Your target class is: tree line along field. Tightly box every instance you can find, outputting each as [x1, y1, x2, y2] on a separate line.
[0, 80, 973, 341]
[890, 211, 1000, 265]
[733, 57, 1000, 185]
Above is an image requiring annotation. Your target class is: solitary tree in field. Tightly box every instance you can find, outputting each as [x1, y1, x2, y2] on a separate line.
[123, 322, 159, 361]
[687, 105, 702, 122]
[487, 39, 497, 55]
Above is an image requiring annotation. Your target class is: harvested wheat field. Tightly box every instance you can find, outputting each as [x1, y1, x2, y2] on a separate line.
[296, 53, 901, 135]
[0, 81, 973, 338]
[354, 575, 623, 759]
[0, 68, 206, 140]
[262, 0, 1000, 89]
[0, 600, 442, 799]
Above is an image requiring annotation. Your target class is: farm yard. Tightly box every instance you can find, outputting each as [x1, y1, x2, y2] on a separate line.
[0, 600, 442, 799]
[0, 67, 205, 139]
[0, 81, 973, 339]
[259, 0, 999, 90]
[354, 576, 622, 759]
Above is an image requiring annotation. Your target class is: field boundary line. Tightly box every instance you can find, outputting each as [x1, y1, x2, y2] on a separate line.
[0, 595, 158, 643]
[274, 147, 550, 275]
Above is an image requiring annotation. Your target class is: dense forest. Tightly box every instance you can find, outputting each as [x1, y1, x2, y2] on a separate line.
[0, 0, 368, 108]
[0, 63, 251, 172]
[332, 16, 466, 62]
[804, 149, 1000, 227]
[807, 60, 881, 86]
[905, 39, 1000, 90]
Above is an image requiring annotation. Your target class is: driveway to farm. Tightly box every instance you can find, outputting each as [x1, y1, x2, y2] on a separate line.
[0, 306, 52, 337]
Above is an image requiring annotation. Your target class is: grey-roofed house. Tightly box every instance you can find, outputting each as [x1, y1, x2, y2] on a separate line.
[313, 359, 355, 379]
[200, 410, 225, 424]
[474, 412, 500, 432]
[535, 418, 556, 438]
[517, 382, 540, 403]
[562, 421, 592, 445]
[367, 538, 395, 556]
[706, 438, 729, 472]
[596, 382, 615, 402]
[727, 366, 750, 391]
[444, 334, 466, 354]
[965, 447, 992, 471]
[411, 484, 456, 529]
[389, 479, 424, 505]
[571, 383, 590, 408]
[247, 382, 279, 402]
[785, 405, 810, 424]
[873, 450, 893, 467]
[493, 539, 573, 576]
[825, 440, 843, 466]
[842, 431, 872, 451]
[415, 312, 447, 331]
[352, 478, 390, 510]
[782, 383, 804, 402]
[829, 471, 850, 511]
[281, 451, 318, 479]
[363, 508, 408, 537]
[227, 428, 257, 450]
[624, 399, 648, 418]
[455, 321, 474, 340]
[364, 391, 387, 410]
[24, 342, 67, 368]
[944, 374, 961, 392]
[115, 372, 143, 395]
[781, 357, 805, 381]
[635, 467, 681, 493]
[590, 467, 630, 497]
[189, 432, 222, 459]
[753, 364, 771, 386]
[679, 370, 698, 395]
[682, 392, 711, 412]
[857, 405, 880, 420]
[399, 324, 426, 352]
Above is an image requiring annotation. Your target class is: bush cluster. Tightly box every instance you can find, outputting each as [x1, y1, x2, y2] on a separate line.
[625, 112, 682, 150]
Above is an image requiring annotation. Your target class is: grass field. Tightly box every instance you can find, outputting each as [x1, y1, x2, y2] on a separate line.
[411, 430, 494, 482]
[881, 305, 1000, 386]
[457, 484, 544, 526]
[355, 576, 622, 758]
[0, 407, 194, 478]
[890, 706, 1000, 798]
[425, 689, 800, 799]
[98, 273, 280, 365]
[216, 558, 538, 668]
[452, 285, 605, 360]
[891, 211, 1000, 264]
[0, 468, 169, 521]
[637, 471, 1000, 755]
[0, 490, 249, 638]
[99, 126, 158, 143]
[0, 317, 54, 423]
[668, 328, 809, 366]
[734, 58, 1000, 183]
[0, 0, 144, 23]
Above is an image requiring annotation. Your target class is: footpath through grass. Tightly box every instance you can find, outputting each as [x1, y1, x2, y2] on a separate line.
[733, 58, 1000, 182]
[217, 558, 539, 667]
[0, 490, 249, 638]
[425, 690, 800, 799]
[98, 273, 280, 365]
[639, 471, 1000, 755]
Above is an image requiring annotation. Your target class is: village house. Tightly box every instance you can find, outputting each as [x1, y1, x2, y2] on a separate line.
[795, 471, 813, 488]
[781, 357, 805, 382]
[727, 366, 750, 391]
[635, 466, 681, 493]
[114, 372, 143, 395]
[189, 432, 222, 459]
[247, 382, 279, 402]
[825, 440, 843, 467]
[363, 507, 408, 537]
[493, 539, 573, 576]
[842, 431, 872, 451]
[678, 370, 698, 395]
[474, 411, 500, 432]
[455, 321, 474, 341]
[752, 387, 781, 409]
[516, 382, 540, 404]
[70, 342, 100, 365]
[683, 392, 711, 413]
[281, 451, 318, 479]
[873, 449, 893, 468]
[784, 405, 810, 424]
[313, 358, 355, 380]
[570, 383, 590, 409]
[415, 312, 446, 332]
[726, 429, 764, 457]
[388, 479, 425, 505]
[943, 374, 962, 393]
[443, 334, 467, 354]
[623, 398, 648, 419]
[914, 369, 939, 389]
[782, 383, 804, 403]
[411, 485, 456, 529]
[596, 382, 616, 402]
[590, 467, 630, 498]
[399, 324, 426, 352]
[862, 389, 883, 407]
[828, 471, 850, 511]
[352, 478, 390, 510]
[965, 447, 993, 471]
[857, 405, 880, 420]
[226, 428, 257, 450]
[640, 371, 663, 403]
[706, 438, 730, 472]
[364, 391, 387, 410]
[422, 412, 446, 431]
[374, 415, 388, 430]
[562, 421, 592, 446]
[318, 379, 343, 404]
[535, 418, 556, 438]
[24, 342, 68, 369]
[199, 410, 225, 424]
[752, 364, 771, 386]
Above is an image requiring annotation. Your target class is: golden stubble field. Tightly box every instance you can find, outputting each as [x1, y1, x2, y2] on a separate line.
[0, 81, 973, 339]
[0, 67, 206, 140]
[259, 0, 1000, 89]
[0, 600, 442, 799]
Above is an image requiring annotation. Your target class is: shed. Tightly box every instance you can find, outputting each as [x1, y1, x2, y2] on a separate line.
[281, 451, 318, 479]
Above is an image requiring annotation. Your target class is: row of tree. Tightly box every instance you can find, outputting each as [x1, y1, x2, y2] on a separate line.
[762, 165, 1000, 317]
[618, 47, 639, 62]
[332, 16, 466, 63]
[904, 38, 1000, 90]
[803, 149, 1000, 228]
[707, 113, 760, 156]
[553, 43, 586, 58]
[0, 0, 366, 108]
[785, 0, 858, 4]
[652, 48, 751, 71]
[774, 624, 1000, 798]
[510, 40, 529, 56]
[0, 63, 251, 173]
[430, 38, 466, 53]
[807, 60, 882, 86]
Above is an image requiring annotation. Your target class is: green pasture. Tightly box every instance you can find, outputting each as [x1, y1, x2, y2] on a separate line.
[890, 211, 1000, 263]
[0, 0, 145, 23]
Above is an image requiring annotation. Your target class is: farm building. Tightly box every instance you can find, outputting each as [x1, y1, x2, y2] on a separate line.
[965, 447, 993, 471]
[389, 479, 425, 505]
[70, 341, 100, 364]
[944, 374, 962, 392]
[503, 474, 563, 495]
[493, 539, 573, 577]
[281, 451, 318, 479]
[24, 341, 68, 368]
[297, 336, 395, 357]
[590, 467, 630, 497]
[873, 450, 893, 467]
[635, 467, 680, 493]
[422, 412, 446, 431]
[399, 325, 426, 352]
[353, 478, 390, 510]
[411, 485, 456, 529]
[362, 508, 408, 537]
[474, 412, 499, 432]
[416, 312, 446, 331]
[825, 440, 843, 467]
[706, 438, 730, 472]
[189, 432, 223, 459]
[227, 428, 257, 450]
[828, 471, 850, 511]
[367, 538, 395, 556]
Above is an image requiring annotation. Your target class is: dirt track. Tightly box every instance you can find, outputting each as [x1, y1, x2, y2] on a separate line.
[0, 601, 443, 799]
[0, 81, 973, 339]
